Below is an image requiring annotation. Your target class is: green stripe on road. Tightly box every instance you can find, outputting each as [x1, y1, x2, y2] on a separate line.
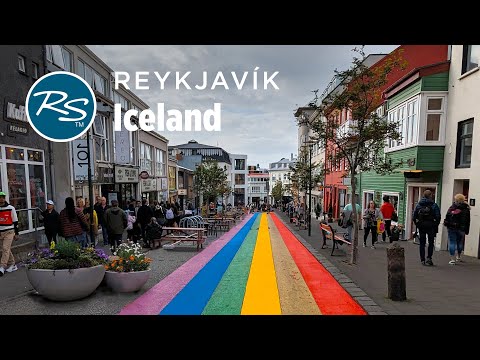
[202, 215, 261, 315]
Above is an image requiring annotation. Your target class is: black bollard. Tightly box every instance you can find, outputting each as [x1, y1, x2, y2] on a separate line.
[387, 242, 406, 301]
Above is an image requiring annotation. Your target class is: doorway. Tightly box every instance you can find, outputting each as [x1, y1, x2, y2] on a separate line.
[406, 184, 437, 240]
[363, 191, 374, 211]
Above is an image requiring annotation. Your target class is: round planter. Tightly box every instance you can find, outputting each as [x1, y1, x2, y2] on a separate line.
[26, 265, 105, 302]
[105, 269, 151, 293]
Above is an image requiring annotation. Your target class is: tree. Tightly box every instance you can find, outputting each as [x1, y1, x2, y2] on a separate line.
[288, 146, 323, 206]
[304, 46, 406, 265]
[193, 160, 229, 205]
[271, 180, 284, 203]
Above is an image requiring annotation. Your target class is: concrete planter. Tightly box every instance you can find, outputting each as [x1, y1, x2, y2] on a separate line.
[26, 265, 105, 301]
[105, 269, 151, 293]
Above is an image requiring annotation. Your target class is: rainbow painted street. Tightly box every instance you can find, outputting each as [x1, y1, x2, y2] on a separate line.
[120, 213, 366, 315]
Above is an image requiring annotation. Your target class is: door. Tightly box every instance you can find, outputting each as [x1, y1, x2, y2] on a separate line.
[407, 185, 437, 240]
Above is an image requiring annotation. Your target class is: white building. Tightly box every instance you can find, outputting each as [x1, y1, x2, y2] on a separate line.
[440, 45, 479, 257]
[230, 154, 248, 206]
[269, 155, 296, 203]
[247, 164, 269, 205]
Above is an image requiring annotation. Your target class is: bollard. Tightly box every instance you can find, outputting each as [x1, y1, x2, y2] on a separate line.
[386, 242, 406, 301]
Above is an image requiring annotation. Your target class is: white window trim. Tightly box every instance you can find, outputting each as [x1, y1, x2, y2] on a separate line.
[18, 55, 26, 73]
[362, 190, 374, 210]
[385, 94, 420, 153]
[418, 92, 448, 146]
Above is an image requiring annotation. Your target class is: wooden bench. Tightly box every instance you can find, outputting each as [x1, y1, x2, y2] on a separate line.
[320, 223, 351, 256]
[151, 227, 206, 251]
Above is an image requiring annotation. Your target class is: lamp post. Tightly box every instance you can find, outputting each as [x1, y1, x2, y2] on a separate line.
[308, 143, 313, 237]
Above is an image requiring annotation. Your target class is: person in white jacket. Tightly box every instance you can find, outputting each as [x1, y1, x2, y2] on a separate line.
[0, 191, 19, 276]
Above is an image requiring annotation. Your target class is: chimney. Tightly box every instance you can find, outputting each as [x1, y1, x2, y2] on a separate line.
[291, 153, 293, 161]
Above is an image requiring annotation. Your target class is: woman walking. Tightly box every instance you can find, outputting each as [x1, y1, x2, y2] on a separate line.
[363, 201, 383, 249]
[444, 194, 471, 265]
[59, 197, 89, 247]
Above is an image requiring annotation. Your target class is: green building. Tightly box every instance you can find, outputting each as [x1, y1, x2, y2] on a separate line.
[357, 62, 449, 239]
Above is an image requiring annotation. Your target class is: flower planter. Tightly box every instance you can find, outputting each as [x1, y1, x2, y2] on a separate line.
[26, 265, 105, 301]
[105, 269, 151, 293]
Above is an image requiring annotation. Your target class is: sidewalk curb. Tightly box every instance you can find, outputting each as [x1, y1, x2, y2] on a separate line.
[274, 213, 388, 315]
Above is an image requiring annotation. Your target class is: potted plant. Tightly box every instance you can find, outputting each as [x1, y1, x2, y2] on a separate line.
[25, 240, 108, 301]
[104, 242, 152, 293]
[390, 223, 404, 242]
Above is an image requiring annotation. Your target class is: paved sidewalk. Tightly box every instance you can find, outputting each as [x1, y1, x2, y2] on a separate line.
[276, 210, 480, 315]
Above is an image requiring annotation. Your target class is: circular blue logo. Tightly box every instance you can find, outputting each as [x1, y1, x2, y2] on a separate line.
[26, 71, 96, 142]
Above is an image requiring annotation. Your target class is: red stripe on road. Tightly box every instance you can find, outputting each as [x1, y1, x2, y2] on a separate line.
[270, 213, 366, 315]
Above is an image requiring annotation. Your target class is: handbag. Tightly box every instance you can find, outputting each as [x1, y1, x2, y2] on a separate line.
[391, 211, 398, 222]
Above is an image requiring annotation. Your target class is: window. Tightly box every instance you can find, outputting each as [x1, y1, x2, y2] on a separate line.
[62, 48, 72, 72]
[140, 143, 153, 173]
[93, 115, 109, 162]
[78, 60, 108, 97]
[386, 97, 419, 151]
[235, 174, 245, 185]
[32, 62, 39, 79]
[425, 98, 443, 141]
[462, 45, 480, 74]
[235, 159, 245, 170]
[155, 148, 166, 177]
[46, 45, 66, 69]
[18, 55, 26, 73]
[129, 131, 137, 165]
[456, 119, 474, 168]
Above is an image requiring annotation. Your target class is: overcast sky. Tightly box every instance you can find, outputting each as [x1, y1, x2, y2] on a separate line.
[89, 45, 397, 168]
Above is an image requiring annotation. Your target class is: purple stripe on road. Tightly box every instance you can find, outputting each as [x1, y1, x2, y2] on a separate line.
[119, 215, 252, 315]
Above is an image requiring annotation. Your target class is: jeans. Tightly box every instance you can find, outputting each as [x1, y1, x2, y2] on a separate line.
[364, 226, 377, 246]
[447, 228, 465, 256]
[101, 225, 109, 245]
[346, 224, 353, 241]
[382, 220, 392, 242]
[419, 230, 435, 262]
[66, 232, 88, 248]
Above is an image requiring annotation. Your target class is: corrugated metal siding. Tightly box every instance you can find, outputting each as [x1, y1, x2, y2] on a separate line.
[416, 146, 445, 171]
[387, 80, 421, 109]
[421, 72, 449, 91]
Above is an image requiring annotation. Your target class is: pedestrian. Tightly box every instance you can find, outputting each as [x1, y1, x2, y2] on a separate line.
[59, 197, 89, 248]
[104, 199, 127, 252]
[413, 190, 441, 266]
[136, 199, 154, 248]
[363, 201, 383, 249]
[342, 199, 362, 242]
[41, 200, 60, 245]
[380, 195, 396, 243]
[443, 193, 471, 265]
[315, 203, 322, 220]
[94, 196, 109, 246]
[0, 191, 19, 276]
[83, 198, 98, 247]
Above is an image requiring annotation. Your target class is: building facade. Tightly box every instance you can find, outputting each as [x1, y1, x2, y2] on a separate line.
[440, 45, 479, 257]
[268, 155, 296, 204]
[0, 45, 49, 236]
[139, 131, 168, 205]
[230, 154, 248, 206]
[247, 164, 269, 205]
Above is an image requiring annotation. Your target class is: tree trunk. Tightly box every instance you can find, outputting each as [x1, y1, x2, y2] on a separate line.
[350, 169, 359, 265]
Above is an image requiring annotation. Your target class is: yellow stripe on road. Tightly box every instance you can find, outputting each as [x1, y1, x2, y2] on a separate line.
[268, 215, 321, 315]
[241, 213, 281, 315]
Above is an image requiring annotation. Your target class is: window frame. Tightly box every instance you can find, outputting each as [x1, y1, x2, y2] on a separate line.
[32, 62, 39, 79]
[18, 55, 26, 74]
[456, 118, 474, 168]
[462, 45, 480, 75]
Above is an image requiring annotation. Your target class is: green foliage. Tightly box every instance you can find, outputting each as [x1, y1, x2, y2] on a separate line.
[193, 160, 230, 204]
[271, 180, 284, 202]
[288, 146, 323, 194]
[54, 239, 80, 260]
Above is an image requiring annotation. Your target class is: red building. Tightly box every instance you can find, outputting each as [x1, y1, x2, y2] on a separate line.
[323, 45, 448, 219]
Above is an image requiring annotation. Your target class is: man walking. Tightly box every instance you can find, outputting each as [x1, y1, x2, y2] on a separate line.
[94, 197, 109, 246]
[0, 191, 19, 276]
[413, 190, 441, 266]
[342, 199, 362, 241]
[42, 200, 60, 245]
[104, 199, 127, 252]
[136, 199, 153, 247]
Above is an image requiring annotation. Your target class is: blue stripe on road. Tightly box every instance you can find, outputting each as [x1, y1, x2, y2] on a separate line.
[159, 213, 258, 315]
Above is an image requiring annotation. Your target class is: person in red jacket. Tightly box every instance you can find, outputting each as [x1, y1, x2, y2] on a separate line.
[0, 191, 19, 276]
[380, 195, 395, 243]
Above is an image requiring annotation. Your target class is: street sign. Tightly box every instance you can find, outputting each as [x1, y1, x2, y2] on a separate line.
[73, 139, 94, 181]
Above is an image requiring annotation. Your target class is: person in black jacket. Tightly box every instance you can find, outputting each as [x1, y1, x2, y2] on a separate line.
[137, 199, 154, 247]
[444, 193, 471, 265]
[42, 200, 60, 244]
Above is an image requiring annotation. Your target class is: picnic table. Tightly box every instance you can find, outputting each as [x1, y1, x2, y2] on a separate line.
[151, 227, 207, 251]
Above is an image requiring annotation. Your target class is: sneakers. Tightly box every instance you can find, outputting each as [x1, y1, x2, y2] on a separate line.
[0, 267, 4, 276]
[425, 259, 433, 266]
[421, 261, 426, 266]
[363, 243, 366, 247]
[371, 245, 376, 249]
[449, 260, 456, 265]
[6, 264, 18, 273]
[456, 257, 463, 263]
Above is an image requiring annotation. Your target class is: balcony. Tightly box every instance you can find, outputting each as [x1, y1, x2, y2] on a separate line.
[336, 119, 357, 138]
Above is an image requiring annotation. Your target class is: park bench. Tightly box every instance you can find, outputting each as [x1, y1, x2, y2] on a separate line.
[320, 222, 351, 256]
[151, 227, 206, 251]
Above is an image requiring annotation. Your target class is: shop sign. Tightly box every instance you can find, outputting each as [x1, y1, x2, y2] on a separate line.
[115, 166, 139, 183]
[178, 189, 187, 196]
[7, 123, 28, 136]
[140, 171, 149, 179]
[141, 178, 156, 192]
[96, 167, 114, 183]
[5, 102, 28, 123]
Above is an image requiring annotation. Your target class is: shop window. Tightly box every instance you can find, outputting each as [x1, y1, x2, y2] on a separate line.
[6, 147, 25, 161]
[28, 150, 43, 162]
[7, 163, 28, 231]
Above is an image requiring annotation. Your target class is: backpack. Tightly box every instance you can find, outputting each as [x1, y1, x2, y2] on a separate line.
[444, 207, 462, 229]
[165, 208, 174, 220]
[417, 204, 434, 223]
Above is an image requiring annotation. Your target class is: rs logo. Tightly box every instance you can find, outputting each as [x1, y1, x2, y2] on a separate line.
[26, 71, 97, 142]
